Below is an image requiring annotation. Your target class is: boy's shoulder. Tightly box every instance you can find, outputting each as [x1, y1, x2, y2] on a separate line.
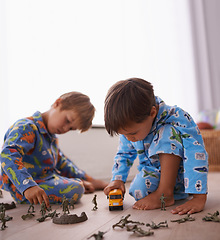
[7, 111, 45, 134]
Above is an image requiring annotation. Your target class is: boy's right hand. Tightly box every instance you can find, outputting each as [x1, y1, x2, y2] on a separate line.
[24, 186, 50, 208]
[103, 180, 125, 196]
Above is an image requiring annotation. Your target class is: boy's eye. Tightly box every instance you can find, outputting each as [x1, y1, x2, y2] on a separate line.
[129, 132, 138, 136]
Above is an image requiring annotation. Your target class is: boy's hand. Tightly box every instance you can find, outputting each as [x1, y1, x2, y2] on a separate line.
[24, 186, 50, 208]
[171, 194, 207, 215]
[104, 180, 125, 196]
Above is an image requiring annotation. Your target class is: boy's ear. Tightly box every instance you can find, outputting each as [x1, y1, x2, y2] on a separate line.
[150, 106, 157, 118]
[53, 98, 62, 108]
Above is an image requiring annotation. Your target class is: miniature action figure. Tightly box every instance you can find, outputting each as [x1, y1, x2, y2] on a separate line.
[87, 230, 107, 240]
[160, 193, 166, 211]
[171, 214, 195, 224]
[69, 197, 75, 209]
[146, 220, 168, 229]
[28, 203, 35, 213]
[39, 200, 51, 217]
[0, 203, 12, 230]
[126, 224, 154, 236]
[202, 211, 220, 222]
[40, 201, 47, 217]
[0, 201, 16, 210]
[92, 194, 98, 211]
[37, 209, 59, 222]
[0, 204, 7, 230]
[21, 213, 35, 220]
[21, 204, 35, 220]
[112, 214, 144, 229]
[61, 196, 70, 214]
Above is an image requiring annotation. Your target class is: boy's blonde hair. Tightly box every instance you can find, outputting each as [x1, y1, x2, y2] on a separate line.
[59, 91, 95, 132]
[104, 78, 156, 136]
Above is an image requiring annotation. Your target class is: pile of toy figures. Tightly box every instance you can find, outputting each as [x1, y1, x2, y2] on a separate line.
[0, 189, 89, 231]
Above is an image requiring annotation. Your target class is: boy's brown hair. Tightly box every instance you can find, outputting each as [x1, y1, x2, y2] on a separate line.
[59, 91, 95, 132]
[104, 78, 156, 136]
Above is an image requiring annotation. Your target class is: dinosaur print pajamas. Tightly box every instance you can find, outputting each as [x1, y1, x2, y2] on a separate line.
[0, 111, 86, 204]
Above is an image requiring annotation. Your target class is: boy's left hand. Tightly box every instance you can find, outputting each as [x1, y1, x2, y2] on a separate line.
[171, 194, 207, 215]
[24, 185, 50, 208]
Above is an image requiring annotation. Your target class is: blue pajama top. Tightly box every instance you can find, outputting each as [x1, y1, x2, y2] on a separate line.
[111, 97, 208, 194]
[0, 111, 86, 195]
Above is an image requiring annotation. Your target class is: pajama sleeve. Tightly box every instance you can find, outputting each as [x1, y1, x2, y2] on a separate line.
[111, 135, 137, 182]
[148, 124, 184, 158]
[0, 124, 38, 194]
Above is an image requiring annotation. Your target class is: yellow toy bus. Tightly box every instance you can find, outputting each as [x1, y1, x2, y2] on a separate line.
[108, 189, 123, 211]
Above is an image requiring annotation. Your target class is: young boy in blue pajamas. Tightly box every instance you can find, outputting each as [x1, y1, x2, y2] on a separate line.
[0, 91, 107, 208]
[104, 78, 208, 215]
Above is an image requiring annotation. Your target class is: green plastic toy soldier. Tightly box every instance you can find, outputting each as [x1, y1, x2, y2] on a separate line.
[202, 211, 220, 222]
[92, 194, 98, 211]
[28, 203, 35, 213]
[69, 197, 75, 209]
[112, 214, 144, 229]
[87, 230, 107, 239]
[126, 224, 154, 236]
[146, 220, 168, 229]
[160, 193, 166, 211]
[61, 196, 70, 214]
[171, 214, 195, 224]
[0, 204, 7, 230]
[40, 201, 47, 217]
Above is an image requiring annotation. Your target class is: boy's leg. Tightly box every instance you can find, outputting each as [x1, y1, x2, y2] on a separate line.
[38, 174, 85, 204]
[129, 166, 160, 201]
[6, 174, 85, 204]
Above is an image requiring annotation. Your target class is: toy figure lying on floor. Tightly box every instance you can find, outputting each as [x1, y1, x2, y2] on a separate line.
[0, 91, 107, 208]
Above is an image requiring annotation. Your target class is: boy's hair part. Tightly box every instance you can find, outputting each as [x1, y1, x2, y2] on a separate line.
[59, 91, 95, 132]
[104, 78, 156, 136]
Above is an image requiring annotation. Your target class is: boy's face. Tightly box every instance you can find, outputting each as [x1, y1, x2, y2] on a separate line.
[46, 99, 81, 135]
[118, 106, 157, 142]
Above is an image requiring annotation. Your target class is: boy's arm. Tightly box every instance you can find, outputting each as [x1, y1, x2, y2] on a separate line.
[1, 124, 39, 194]
[111, 135, 137, 182]
[104, 135, 137, 196]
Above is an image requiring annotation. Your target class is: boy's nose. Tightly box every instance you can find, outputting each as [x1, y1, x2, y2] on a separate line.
[63, 125, 69, 132]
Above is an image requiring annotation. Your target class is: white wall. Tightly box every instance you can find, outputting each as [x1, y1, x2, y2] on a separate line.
[58, 128, 138, 182]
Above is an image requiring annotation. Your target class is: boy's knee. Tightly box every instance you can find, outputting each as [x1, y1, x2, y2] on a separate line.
[129, 169, 160, 200]
[66, 179, 85, 202]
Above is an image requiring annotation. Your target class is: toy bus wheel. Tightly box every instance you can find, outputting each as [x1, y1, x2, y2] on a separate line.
[109, 206, 123, 211]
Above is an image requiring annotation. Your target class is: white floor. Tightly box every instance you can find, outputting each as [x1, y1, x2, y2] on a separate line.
[0, 172, 220, 240]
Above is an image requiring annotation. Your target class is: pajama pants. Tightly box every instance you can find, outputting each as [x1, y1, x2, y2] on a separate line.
[8, 174, 85, 204]
[129, 165, 188, 201]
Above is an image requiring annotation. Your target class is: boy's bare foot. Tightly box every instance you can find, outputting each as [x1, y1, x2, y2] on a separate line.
[90, 178, 108, 190]
[83, 178, 108, 193]
[133, 191, 175, 210]
[171, 194, 207, 215]
[84, 174, 108, 192]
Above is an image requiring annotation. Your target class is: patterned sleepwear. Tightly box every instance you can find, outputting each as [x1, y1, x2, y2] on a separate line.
[111, 97, 208, 201]
[0, 111, 86, 204]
